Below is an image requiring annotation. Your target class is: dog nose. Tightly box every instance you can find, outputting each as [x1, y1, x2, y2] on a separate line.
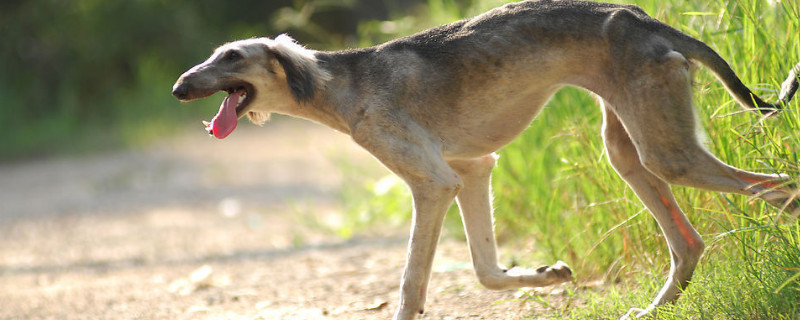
[172, 82, 190, 100]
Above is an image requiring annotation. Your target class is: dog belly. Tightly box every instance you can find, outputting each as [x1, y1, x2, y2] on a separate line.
[440, 93, 553, 158]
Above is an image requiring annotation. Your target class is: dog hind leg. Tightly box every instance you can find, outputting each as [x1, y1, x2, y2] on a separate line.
[602, 103, 705, 319]
[606, 50, 796, 318]
[611, 50, 798, 214]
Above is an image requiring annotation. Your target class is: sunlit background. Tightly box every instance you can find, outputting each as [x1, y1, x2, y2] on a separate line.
[0, 0, 457, 160]
[1, 0, 799, 319]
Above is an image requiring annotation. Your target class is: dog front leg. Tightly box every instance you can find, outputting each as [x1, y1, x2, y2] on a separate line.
[449, 155, 573, 291]
[352, 120, 464, 320]
[394, 176, 462, 319]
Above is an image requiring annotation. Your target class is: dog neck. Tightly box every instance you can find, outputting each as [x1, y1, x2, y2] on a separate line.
[277, 49, 374, 136]
[273, 91, 351, 134]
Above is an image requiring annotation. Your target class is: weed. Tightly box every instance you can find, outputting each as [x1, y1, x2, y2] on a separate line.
[342, 0, 800, 318]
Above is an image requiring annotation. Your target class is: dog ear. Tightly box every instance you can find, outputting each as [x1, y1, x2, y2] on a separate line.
[263, 35, 321, 103]
[271, 50, 315, 103]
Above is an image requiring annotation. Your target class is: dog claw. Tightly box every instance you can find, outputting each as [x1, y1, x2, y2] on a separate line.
[501, 260, 574, 288]
[551, 260, 572, 278]
[526, 261, 572, 278]
[202, 121, 214, 135]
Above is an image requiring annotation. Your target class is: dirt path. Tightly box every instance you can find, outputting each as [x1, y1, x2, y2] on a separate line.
[0, 118, 558, 320]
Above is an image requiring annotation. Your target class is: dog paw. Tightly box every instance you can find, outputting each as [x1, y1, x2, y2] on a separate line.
[773, 196, 800, 218]
[549, 260, 573, 280]
[537, 260, 573, 281]
[505, 260, 573, 285]
[760, 188, 800, 216]
[620, 307, 653, 320]
[786, 198, 800, 218]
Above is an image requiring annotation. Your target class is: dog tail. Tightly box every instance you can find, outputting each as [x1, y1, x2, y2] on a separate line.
[673, 32, 800, 115]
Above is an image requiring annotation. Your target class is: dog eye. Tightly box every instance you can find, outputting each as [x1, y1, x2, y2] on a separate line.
[224, 51, 242, 62]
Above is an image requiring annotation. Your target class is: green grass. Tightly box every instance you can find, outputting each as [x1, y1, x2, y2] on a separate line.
[338, 0, 800, 318]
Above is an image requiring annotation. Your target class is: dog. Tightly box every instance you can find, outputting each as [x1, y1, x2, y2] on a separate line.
[172, 0, 800, 318]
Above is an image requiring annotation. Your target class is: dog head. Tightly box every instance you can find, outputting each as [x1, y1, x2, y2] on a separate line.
[172, 35, 329, 138]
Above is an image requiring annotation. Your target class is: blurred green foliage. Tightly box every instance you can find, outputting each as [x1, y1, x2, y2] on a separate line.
[0, 0, 436, 160]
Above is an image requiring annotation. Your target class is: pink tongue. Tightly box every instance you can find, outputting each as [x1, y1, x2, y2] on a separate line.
[209, 90, 244, 139]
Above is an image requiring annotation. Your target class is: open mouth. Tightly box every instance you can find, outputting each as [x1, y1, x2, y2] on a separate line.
[203, 82, 255, 139]
[225, 84, 255, 117]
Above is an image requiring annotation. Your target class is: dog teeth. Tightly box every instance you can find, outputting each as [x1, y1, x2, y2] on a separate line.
[202, 121, 213, 135]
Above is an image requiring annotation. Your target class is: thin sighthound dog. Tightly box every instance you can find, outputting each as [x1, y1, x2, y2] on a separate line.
[172, 1, 800, 318]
